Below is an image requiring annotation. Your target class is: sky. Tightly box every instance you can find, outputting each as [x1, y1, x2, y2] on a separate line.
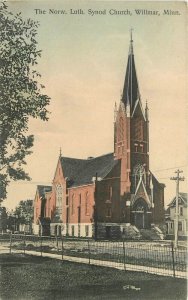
[4, 0, 188, 210]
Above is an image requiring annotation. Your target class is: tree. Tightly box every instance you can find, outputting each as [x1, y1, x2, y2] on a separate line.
[14, 199, 33, 227]
[0, 206, 8, 231]
[0, 2, 50, 199]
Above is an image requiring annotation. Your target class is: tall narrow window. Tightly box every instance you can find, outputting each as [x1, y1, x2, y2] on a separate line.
[134, 118, 143, 140]
[71, 194, 75, 215]
[85, 192, 89, 215]
[79, 194, 82, 206]
[178, 222, 183, 231]
[56, 184, 62, 208]
[179, 206, 183, 216]
[134, 143, 138, 152]
[109, 186, 112, 202]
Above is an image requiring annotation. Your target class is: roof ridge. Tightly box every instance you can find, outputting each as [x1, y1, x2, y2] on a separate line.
[61, 156, 87, 161]
[61, 152, 113, 161]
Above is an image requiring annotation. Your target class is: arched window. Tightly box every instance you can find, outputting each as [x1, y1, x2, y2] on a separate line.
[56, 184, 62, 208]
[85, 192, 89, 215]
[134, 118, 143, 141]
[133, 164, 146, 190]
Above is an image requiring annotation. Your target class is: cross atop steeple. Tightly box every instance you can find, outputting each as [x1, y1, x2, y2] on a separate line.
[130, 27, 133, 42]
[59, 147, 62, 158]
[129, 27, 134, 54]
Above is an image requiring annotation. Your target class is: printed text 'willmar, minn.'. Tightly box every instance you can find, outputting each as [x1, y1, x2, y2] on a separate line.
[34, 8, 181, 16]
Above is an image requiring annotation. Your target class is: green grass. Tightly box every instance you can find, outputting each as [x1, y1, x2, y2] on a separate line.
[0, 254, 187, 300]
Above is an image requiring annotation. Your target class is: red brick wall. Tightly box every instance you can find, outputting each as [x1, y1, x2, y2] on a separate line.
[49, 158, 96, 225]
[114, 104, 131, 196]
[114, 104, 129, 160]
[67, 185, 95, 224]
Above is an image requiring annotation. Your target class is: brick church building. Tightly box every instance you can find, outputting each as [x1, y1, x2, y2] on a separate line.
[33, 34, 165, 238]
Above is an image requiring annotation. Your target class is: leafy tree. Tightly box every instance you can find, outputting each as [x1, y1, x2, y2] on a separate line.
[0, 206, 8, 231]
[0, 2, 50, 199]
[14, 199, 33, 226]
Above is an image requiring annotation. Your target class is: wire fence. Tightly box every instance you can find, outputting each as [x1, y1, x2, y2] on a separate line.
[0, 233, 187, 279]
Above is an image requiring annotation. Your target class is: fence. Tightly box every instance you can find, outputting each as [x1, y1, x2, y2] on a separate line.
[0, 233, 187, 279]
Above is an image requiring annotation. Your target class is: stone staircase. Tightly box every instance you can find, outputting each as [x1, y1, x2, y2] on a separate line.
[122, 224, 165, 240]
[140, 226, 165, 240]
[122, 225, 141, 240]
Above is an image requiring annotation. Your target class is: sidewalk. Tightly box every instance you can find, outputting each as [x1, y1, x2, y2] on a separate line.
[1, 245, 186, 279]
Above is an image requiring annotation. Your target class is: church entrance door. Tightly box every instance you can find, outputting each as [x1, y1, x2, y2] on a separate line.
[132, 199, 149, 229]
[106, 226, 111, 239]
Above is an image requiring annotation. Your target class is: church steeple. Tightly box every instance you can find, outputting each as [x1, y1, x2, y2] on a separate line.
[122, 30, 140, 114]
[145, 100, 149, 121]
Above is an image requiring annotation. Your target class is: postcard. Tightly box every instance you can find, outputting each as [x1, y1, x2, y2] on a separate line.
[0, 1, 187, 299]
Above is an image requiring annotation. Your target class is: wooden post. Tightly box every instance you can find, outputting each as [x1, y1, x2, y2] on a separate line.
[56, 235, 59, 252]
[61, 236, 64, 261]
[23, 232, 26, 255]
[40, 235, 43, 257]
[9, 232, 12, 254]
[170, 170, 184, 249]
[123, 238, 126, 270]
[94, 173, 98, 241]
[88, 239, 91, 265]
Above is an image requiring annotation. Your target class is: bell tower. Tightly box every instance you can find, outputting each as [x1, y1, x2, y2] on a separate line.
[114, 31, 153, 227]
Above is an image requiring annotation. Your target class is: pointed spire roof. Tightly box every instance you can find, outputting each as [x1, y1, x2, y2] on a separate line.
[145, 100, 149, 120]
[122, 30, 140, 114]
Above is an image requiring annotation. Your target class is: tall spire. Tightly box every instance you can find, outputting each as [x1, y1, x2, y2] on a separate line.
[122, 30, 140, 114]
[145, 100, 149, 121]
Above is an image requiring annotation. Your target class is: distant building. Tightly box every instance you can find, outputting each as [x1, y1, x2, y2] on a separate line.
[33, 34, 165, 238]
[33, 185, 52, 235]
[165, 193, 188, 239]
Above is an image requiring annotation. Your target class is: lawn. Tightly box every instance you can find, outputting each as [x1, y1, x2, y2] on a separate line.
[0, 254, 187, 300]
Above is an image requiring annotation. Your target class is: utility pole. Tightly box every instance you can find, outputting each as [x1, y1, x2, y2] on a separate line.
[94, 172, 98, 241]
[170, 170, 184, 249]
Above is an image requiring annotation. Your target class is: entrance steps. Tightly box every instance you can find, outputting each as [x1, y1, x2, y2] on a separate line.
[140, 227, 165, 240]
[123, 225, 141, 240]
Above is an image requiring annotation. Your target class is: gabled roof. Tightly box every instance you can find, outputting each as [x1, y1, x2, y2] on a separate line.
[60, 153, 119, 187]
[132, 176, 151, 208]
[37, 185, 52, 198]
[168, 192, 188, 208]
